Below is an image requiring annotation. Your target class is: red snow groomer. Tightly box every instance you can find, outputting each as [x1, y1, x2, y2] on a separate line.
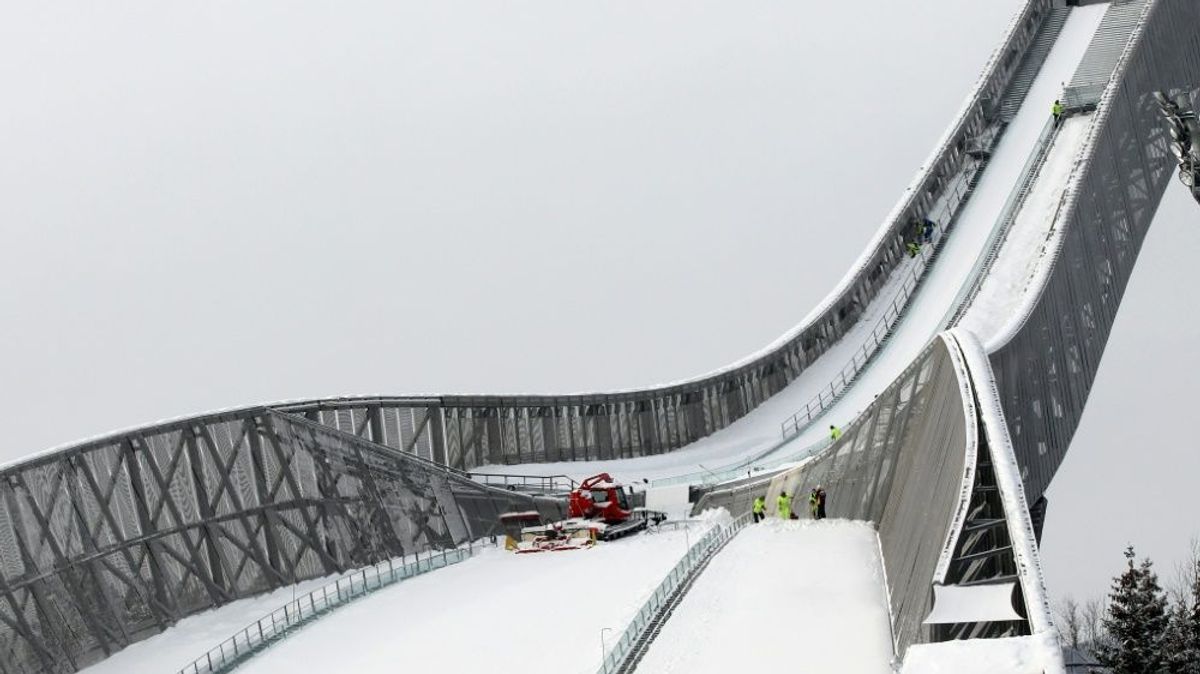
[501, 473, 666, 553]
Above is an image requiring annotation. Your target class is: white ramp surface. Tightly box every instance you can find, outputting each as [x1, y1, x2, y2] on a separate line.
[635, 519, 893, 673]
[231, 522, 715, 674]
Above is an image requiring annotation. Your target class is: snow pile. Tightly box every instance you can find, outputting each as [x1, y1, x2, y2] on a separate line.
[635, 519, 893, 673]
[690, 506, 734, 527]
[900, 631, 1062, 674]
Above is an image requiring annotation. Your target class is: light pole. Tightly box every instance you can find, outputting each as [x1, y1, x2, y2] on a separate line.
[600, 626, 615, 666]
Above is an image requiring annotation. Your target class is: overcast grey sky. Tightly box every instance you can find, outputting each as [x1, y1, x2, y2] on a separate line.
[1, 1, 1194, 604]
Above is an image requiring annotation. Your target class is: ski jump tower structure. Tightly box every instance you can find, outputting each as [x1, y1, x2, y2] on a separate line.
[0, 0, 1197, 671]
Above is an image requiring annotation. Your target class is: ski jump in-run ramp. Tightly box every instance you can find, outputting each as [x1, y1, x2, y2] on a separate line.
[0, 1, 1196, 673]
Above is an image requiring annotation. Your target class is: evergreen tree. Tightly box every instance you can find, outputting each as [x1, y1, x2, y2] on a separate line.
[1164, 560, 1200, 674]
[1096, 546, 1170, 673]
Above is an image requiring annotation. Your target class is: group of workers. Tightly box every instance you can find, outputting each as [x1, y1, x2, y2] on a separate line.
[906, 217, 937, 258]
[746, 424, 843, 523]
[902, 98, 1068, 261]
[751, 486, 827, 522]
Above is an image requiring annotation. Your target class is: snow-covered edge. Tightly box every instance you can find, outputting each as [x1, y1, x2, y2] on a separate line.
[953, 328, 1063, 673]
[0, 393, 453, 473]
[931, 333, 982, 584]
[986, 0, 1159, 353]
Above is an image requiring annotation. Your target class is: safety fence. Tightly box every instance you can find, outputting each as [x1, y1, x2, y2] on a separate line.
[176, 545, 477, 674]
[597, 512, 752, 674]
[466, 472, 578, 494]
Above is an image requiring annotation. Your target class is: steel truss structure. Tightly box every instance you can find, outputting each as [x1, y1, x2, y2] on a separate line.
[0, 409, 562, 672]
[987, 0, 1200, 501]
[1, 0, 1197, 671]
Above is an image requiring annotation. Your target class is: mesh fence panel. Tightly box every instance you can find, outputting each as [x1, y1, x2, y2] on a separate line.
[694, 337, 970, 656]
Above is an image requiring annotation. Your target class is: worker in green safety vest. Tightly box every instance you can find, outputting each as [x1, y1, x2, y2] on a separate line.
[777, 491, 792, 520]
[829, 424, 843, 441]
[752, 496, 766, 523]
[1052, 99, 1065, 124]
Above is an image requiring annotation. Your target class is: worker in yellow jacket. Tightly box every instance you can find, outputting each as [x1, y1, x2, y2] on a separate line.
[777, 491, 792, 520]
[752, 496, 766, 523]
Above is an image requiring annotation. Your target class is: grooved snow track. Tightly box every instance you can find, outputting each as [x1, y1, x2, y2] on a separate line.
[947, 119, 1064, 328]
[614, 528, 745, 674]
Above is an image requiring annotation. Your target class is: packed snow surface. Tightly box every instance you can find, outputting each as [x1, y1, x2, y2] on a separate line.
[80, 574, 344, 674]
[222, 517, 722, 674]
[635, 519, 893, 673]
[482, 4, 1109, 486]
[900, 632, 1062, 674]
[958, 113, 1094, 344]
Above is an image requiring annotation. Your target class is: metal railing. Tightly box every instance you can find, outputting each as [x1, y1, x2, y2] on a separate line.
[176, 545, 477, 674]
[467, 472, 578, 493]
[597, 512, 753, 674]
[779, 156, 979, 442]
[943, 116, 1060, 329]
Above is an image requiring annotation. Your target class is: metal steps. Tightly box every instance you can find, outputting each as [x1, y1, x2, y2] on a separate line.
[1065, 0, 1151, 108]
[998, 7, 1072, 122]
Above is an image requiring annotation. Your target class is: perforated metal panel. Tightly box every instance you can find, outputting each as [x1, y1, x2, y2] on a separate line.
[693, 337, 971, 655]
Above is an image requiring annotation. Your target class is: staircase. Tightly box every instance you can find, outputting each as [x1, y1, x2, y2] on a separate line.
[998, 7, 1072, 122]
